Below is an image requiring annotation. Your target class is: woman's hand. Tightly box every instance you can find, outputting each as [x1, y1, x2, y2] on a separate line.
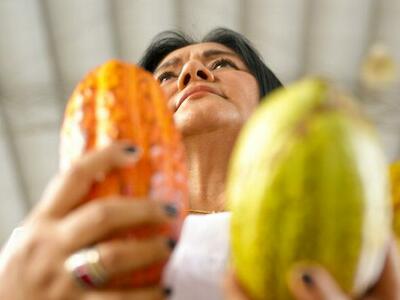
[224, 240, 400, 300]
[0, 142, 174, 300]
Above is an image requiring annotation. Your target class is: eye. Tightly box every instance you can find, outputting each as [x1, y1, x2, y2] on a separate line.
[210, 58, 238, 70]
[157, 71, 177, 83]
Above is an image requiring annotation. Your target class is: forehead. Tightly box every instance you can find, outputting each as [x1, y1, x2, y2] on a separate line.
[159, 42, 238, 65]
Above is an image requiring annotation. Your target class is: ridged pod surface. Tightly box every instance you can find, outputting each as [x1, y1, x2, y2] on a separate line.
[227, 79, 392, 299]
[60, 60, 189, 287]
[390, 161, 400, 240]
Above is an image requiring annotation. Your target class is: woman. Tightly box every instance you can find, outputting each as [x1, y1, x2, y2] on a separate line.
[139, 28, 282, 213]
[0, 28, 398, 300]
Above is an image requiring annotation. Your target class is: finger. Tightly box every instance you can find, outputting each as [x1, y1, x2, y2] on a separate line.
[60, 198, 177, 251]
[34, 142, 141, 219]
[223, 269, 251, 300]
[367, 238, 400, 300]
[85, 286, 165, 300]
[287, 264, 349, 300]
[97, 236, 173, 277]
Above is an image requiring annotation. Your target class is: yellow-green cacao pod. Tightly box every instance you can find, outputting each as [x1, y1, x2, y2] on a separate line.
[390, 161, 400, 242]
[227, 78, 392, 300]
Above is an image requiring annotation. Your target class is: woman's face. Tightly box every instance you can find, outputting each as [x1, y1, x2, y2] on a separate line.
[153, 42, 259, 137]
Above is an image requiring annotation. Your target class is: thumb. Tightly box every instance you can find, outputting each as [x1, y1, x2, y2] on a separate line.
[287, 264, 349, 300]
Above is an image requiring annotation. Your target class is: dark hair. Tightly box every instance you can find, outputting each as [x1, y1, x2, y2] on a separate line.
[139, 28, 283, 99]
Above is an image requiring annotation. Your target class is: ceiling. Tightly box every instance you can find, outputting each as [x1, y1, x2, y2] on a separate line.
[0, 0, 399, 243]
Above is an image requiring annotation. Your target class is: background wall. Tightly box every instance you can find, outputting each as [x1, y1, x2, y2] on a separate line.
[0, 0, 399, 243]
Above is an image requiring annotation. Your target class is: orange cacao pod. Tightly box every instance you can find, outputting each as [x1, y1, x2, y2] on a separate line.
[60, 60, 189, 287]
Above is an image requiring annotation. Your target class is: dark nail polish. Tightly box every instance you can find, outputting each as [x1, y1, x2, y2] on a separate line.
[124, 145, 137, 154]
[163, 287, 173, 296]
[167, 239, 177, 250]
[164, 203, 178, 217]
[301, 272, 313, 287]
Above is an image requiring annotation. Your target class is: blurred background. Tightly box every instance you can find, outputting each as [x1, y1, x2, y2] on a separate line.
[0, 0, 399, 244]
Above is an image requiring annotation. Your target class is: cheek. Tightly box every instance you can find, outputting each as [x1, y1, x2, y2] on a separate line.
[160, 84, 178, 110]
[224, 74, 259, 118]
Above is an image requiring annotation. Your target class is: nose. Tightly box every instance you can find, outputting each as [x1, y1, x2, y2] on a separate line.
[178, 60, 214, 90]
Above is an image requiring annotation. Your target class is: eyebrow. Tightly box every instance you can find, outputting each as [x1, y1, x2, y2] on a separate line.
[154, 49, 239, 73]
[155, 57, 182, 73]
[202, 49, 237, 58]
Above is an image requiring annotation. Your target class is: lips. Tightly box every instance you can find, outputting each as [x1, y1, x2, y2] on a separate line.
[175, 85, 221, 112]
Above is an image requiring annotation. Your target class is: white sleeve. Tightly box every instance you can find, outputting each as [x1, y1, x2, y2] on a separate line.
[164, 212, 231, 300]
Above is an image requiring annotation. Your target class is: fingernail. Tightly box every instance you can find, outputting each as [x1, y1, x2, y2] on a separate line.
[124, 145, 138, 154]
[163, 287, 173, 296]
[301, 272, 314, 288]
[164, 203, 178, 217]
[167, 238, 177, 250]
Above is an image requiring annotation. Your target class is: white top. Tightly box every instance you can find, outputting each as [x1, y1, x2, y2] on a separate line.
[164, 212, 231, 300]
[0, 213, 231, 300]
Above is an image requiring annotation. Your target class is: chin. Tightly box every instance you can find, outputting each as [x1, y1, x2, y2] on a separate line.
[175, 116, 222, 137]
[173, 101, 243, 137]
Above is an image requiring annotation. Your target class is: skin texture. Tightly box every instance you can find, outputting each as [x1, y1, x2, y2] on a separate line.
[154, 42, 259, 212]
[0, 143, 172, 300]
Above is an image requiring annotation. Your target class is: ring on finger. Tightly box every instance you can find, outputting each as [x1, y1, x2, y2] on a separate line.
[64, 247, 108, 288]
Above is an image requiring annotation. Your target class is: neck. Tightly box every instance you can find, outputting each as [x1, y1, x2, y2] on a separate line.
[183, 126, 240, 213]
